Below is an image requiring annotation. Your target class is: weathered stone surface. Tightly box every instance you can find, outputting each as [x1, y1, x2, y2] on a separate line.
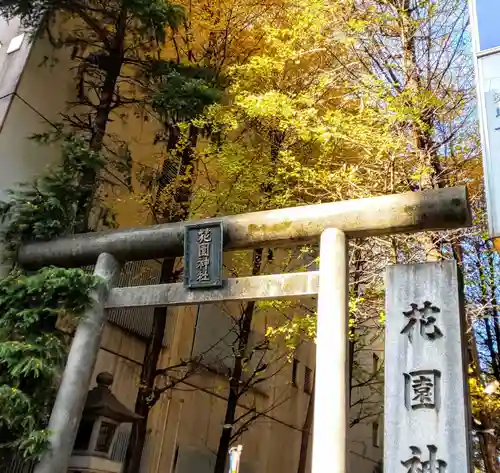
[18, 186, 471, 268]
[105, 271, 320, 308]
[384, 261, 471, 473]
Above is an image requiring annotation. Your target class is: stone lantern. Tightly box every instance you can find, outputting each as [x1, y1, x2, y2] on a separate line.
[68, 372, 142, 473]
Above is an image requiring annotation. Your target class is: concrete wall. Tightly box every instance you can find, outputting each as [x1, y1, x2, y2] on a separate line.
[0, 17, 32, 131]
[92, 302, 317, 473]
[0, 34, 76, 198]
[349, 326, 384, 473]
[0, 20, 77, 274]
[90, 271, 383, 473]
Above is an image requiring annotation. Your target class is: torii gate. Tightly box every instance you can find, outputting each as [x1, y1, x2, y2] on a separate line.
[18, 186, 471, 473]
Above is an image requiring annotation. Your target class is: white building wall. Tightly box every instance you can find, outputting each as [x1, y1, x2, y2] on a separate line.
[0, 19, 77, 274]
[0, 17, 32, 131]
[0, 25, 76, 198]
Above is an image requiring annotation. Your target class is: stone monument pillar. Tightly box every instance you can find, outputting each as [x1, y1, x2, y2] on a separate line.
[384, 261, 471, 472]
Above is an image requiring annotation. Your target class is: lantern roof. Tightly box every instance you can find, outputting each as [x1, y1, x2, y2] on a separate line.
[83, 372, 142, 423]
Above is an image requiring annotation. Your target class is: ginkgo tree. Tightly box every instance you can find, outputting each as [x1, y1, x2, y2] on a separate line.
[185, 2, 392, 471]
[188, 0, 482, 471]
[121, 3, 290, 472]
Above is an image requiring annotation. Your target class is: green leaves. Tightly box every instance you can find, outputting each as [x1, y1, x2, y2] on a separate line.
[148, 60, 223, 123]
[0, 266, 99, 458]
[0, 135, 101, 455]
[0, 382, 52, 458]
[0, 0, 56, 27]
[0, 134, 104, 256]
[125, 0, 185, 40]
[0, 267, 99, 328]
[0, 0, 184, 39]
[0, 134, 102, 459]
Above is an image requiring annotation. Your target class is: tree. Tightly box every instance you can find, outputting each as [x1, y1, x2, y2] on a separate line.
[212, 249, 263, 473]
[0, 135, 104, 459]
[0, 134, 104, 252]
[329, 2, 489, 468]
[192, 297, 297, 461]
[0, 0, 484, 471]
[123, 2, 290, 469]
[0, 0, 184, 231]
[0, 267, 99, 460]
[0, 4, 223, 465]
[329, 0, 488, 464]
[188, 0, 479, 471]
[463, 233, 500, 473]
[123, 60, 223, 473]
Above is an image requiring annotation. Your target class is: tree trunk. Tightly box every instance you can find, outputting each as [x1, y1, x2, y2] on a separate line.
[123, 125, 199, 473]
[123, 257, 176, 473]
[477, 241, 500, 379]
[479, 411, 500, 473]
[78, 47, 124, 232]
[484, 317, 499, 378]
[399, 0, 445, 263]
[471, 336, 500, 473]
[488, 245, 500, 373]
[481, 244, 500, 471]
[213, 249, 264, 473]
[297, 379, 315, 473]
[453, 239, 500, 472]
[349, 243, 363, 401]
[77, 5, 128, 232]
[88, 54, 123, 152]
[213, 126, 282, 473]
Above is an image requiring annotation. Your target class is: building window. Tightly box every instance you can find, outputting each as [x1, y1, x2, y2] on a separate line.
[304, 366, 312, 394]
[372, 421, 380, 448]
[372, 353, 380, 375]
[292, 358, 299, 387]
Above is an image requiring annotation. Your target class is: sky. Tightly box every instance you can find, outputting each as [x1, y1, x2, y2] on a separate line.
[476, 0, 500, 51]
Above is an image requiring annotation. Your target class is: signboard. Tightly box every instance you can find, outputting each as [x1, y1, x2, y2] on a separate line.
[384, 262, 471, 473]
[479, 88, 500, 239]
[184, 221, 223, 289]
[469, 0, 500, 239]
